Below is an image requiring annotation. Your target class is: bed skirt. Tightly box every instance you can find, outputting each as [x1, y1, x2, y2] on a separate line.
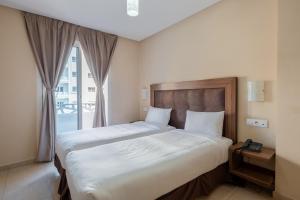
[157, 163, 228, 200]
[55, 154, 228, 200]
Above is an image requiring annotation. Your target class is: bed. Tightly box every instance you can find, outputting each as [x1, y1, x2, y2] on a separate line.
[56, 121, 174, 168]
[55, 121, 175, 197]
[61, 77, 237, 200]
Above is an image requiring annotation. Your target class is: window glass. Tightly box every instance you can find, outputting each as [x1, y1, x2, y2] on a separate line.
[56, 48, 78, 133]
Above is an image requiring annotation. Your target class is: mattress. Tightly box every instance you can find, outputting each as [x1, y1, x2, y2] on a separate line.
[65, 130, 232, 200]
[56, 121, 174, 168]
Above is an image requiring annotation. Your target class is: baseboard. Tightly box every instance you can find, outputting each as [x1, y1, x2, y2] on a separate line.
[273, 191, 294, 200]
[0, 159, 36, 171]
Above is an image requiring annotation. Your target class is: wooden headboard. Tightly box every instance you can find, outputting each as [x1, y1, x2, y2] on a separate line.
[150, 77, 237, 143]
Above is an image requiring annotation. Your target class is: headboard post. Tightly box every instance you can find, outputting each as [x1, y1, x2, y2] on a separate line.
[150, 77, 237, 143]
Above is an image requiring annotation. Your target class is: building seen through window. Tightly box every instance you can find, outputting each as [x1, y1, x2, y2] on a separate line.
[88, 87, 96, 92]
[55, 47, 107, 134]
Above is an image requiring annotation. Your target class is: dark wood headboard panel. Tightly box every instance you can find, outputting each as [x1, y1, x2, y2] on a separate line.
[150, 77, 237, 143]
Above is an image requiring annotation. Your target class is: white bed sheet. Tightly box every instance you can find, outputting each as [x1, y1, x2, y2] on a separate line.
[56, 121, 174, 168]
[65, 130, 232, 200]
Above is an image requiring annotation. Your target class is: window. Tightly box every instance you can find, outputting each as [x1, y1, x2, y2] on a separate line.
[55, 46, 105, 134]
[57, 86, 64, 92]
[88, 87, 96, 92]
[56, 101, 65, 108]
[72, 86, 77, 92]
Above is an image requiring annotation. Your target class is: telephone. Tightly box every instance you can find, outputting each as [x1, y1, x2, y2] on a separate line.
[240, 139, 263, 152]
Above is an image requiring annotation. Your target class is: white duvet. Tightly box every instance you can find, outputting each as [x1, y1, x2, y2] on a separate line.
[56, 121, 174, 168]
[65, 130, 232, 200]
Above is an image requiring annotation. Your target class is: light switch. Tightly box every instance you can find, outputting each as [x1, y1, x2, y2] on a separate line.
[246, 118, 268, 128]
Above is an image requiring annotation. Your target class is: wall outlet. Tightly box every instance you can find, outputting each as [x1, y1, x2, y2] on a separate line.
[246, 118, 268, 128]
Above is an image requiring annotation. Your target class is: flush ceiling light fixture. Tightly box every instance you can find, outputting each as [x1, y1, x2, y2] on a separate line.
[127, 0, 139, 17]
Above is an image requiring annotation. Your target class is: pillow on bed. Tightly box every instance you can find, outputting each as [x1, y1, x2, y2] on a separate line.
[184, 110, 225, 137]
[145, 106, 172, 126]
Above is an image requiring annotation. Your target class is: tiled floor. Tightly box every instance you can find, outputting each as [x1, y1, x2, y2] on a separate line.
[0, 163, 60, 200]
[0, 163, 273, 200]
[196, 184, 273, 200]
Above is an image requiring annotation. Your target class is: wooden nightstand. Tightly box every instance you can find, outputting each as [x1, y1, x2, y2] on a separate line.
[229, 142, 275, 190]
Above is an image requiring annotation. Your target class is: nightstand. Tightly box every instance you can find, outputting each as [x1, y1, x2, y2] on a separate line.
[229, 142, 275, 190]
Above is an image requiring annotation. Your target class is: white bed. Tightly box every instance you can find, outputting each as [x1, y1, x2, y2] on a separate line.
[65, 129, 232, 200]
[56, 121, 174, 168]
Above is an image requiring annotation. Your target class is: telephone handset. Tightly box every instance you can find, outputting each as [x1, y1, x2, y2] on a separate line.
[240, 139, 263, 152]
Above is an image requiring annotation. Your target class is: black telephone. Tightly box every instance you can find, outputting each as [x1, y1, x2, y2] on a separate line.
[240, 139, 263, 152]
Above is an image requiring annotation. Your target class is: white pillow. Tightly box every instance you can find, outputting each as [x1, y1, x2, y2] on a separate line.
[145, 106, 172, 126]
[184, 110, 225, 137]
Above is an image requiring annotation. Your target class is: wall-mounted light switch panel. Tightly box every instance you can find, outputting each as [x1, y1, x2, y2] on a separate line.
[246, 118, 268, 128]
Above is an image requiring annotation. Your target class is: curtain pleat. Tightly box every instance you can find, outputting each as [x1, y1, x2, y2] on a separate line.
[77, 27, 118, 127]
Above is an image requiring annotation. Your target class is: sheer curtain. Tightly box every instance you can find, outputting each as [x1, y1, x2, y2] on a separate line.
[77, 27, 118, 128]
[24, 13, 77, 161]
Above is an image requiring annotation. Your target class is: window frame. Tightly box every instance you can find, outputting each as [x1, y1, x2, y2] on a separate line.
[75, 45, 83, 130]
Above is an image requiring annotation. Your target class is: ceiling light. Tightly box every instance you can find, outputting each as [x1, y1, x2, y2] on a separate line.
[127, 0, 139, 17]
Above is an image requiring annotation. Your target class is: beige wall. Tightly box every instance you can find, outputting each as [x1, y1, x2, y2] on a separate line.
[276, 0, 300, 199]
[2, 2, 300, 199]
[0, 6, 140, 167]
[139, 0, 278, 148]
[108, 38, 140, 124]
[0, 6, 39, 167]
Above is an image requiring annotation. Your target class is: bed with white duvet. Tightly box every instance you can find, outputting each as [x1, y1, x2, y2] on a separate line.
[65, 129, 232, 200]
[56, 121, 174, 168]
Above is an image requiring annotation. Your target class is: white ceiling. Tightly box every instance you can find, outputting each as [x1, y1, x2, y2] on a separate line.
[0, 0, 222, 41]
